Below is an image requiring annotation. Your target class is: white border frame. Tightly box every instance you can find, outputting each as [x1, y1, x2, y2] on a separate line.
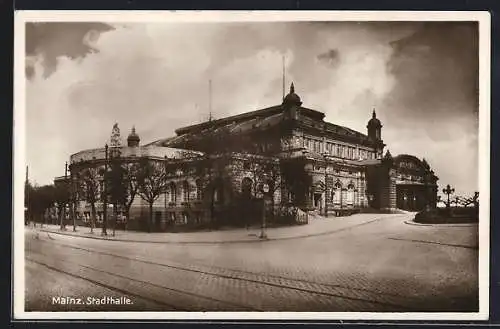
[13, 10, 491, 321]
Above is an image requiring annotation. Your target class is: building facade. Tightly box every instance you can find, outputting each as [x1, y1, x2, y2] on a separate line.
[64, 83, 438, 231]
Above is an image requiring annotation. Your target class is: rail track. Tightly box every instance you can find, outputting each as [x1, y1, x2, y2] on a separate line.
[25, 233, 415, 312]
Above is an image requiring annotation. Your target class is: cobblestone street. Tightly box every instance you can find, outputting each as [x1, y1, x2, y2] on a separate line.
[25, 213, 479, 312]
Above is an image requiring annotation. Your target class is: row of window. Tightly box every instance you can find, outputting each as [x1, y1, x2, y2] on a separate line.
[331, 185, 356, 205]
[78, 211, 204, 226]
[303, 137, 375, 160]
[165, 180, 210, 203]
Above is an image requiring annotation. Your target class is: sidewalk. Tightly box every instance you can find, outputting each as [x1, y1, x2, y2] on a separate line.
[35, 213, 408, 244]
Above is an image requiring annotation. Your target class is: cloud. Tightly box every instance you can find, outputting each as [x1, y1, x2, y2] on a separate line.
[25, 21, 479, 196]
[316, 49, 340, 68]
[25, 22, 115, 78]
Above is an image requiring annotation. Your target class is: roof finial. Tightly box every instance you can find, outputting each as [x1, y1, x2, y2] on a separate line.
[290, 82, 295, 94]
[372, 108, 376, 118]
[132, 125, 136, 134]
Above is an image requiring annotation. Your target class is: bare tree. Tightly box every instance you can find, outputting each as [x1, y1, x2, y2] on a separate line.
[27, 184, 56, 227]
[54, 181, 70, 230]
[280, 158, 313, 208]
[105, 155, 128, 235]
[247, 158, 281, 218]
[77, 168, 101, 233]
[188, 127, 233, 227]
[122, 161, 140, 230]
[136, 157, 171, 232]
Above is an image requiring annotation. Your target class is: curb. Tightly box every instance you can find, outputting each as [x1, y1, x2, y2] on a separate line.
[37, 215, 401, 245]
[404, 220, 478, 227]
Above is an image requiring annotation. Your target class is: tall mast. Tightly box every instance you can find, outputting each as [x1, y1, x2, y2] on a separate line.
[282, 55, 286, 101]
[208, 79, 213, 122]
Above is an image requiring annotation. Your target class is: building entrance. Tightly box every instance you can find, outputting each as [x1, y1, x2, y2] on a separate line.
[314, 193, 322, 212]
[396, 185, 427, 211]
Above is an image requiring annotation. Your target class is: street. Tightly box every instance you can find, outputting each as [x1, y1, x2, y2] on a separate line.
[24, 214, 479, 312]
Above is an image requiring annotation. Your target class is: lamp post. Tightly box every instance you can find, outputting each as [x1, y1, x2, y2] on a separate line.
[60, 162, 68, 231]
[102, 144, 108, 236]
[442, 184, 455, 208]
[260, 182, 269, 240]
[323, 153, 328, 217]
[70, 163, 77, 232]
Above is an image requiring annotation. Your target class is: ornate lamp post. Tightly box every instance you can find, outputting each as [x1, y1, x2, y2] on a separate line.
[260, 181, 269, 240]
[442, 184, 455, 208]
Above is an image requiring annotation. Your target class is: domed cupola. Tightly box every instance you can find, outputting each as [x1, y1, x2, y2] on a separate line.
[367, 109, 382, 140]
[282, 82, 302, 108]
[127, 126, 140, 147]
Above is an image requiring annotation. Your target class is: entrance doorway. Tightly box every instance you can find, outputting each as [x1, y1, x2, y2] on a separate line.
[314, 193, 323, 212]
[396, 186, 425, 211]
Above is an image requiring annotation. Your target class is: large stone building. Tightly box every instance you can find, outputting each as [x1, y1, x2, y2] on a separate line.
[64, 83, 438, 231]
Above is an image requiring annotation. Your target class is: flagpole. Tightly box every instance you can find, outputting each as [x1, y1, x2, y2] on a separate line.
[282, 55, 285, 101]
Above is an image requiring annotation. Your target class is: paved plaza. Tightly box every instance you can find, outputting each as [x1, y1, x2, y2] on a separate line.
[24, 213, 479, 312]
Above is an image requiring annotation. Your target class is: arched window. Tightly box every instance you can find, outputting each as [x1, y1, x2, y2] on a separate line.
[182, 181, 190, 202]
[169, 182, 176, 203]
[241, 177, 252, 197]
[334, 182, 342, 204]
[347, 184, 355, 205]
[195, 179, 203, 201]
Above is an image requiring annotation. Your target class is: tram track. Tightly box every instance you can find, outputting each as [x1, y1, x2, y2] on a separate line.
[27, 234, 414, 311]
[26, 257, 183, 311]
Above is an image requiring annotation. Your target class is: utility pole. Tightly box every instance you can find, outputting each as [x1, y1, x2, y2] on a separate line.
[102, 144, 108, 236]
[25, 165, 29, 226]
[208, 79, 213, 122]
[164, 155, 168, 230]
[71, 163, 77, 232]
[61, 162, 68, 231]
[323, 153, 329, 217]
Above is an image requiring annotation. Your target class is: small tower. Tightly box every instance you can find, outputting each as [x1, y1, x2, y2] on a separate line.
[367, 109, 382, 141]
[127, 126, 140, 147]
[282, 82, 302, 120]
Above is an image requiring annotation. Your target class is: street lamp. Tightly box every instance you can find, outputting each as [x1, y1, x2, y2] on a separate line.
[442, 184, 455, 208]
[260, 182, 269, 240]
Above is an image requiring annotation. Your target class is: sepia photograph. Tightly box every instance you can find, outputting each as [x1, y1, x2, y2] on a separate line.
[14, 11, 490, 320]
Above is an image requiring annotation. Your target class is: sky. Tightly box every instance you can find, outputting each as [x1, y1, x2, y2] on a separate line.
[24, 20, 479, 197]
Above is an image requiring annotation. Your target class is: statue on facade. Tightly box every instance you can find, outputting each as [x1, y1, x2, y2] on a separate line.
[110, 123, 122, 148]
